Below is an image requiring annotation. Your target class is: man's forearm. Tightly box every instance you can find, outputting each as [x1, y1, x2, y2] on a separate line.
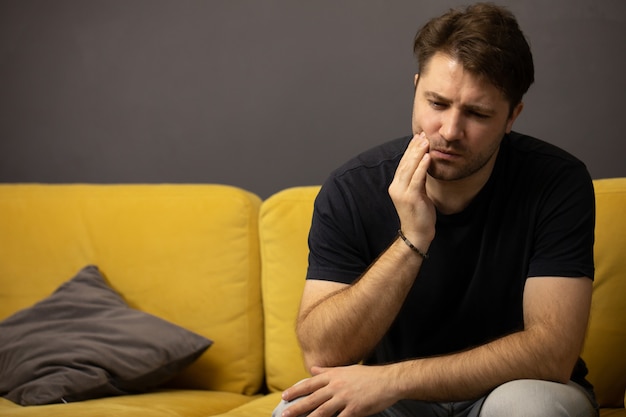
[297, 238, 425, 369]
[280, 312, 585, 417]
[386, 324, 578, 402]
[385, 277, 591, 402]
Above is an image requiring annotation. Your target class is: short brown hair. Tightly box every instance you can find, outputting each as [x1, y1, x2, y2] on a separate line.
[413, 3, 534, 110]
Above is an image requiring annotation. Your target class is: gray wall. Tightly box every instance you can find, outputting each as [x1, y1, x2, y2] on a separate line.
[1, 0, 624, 199]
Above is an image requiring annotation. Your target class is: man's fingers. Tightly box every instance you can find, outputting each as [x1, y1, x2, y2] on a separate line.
[394, 133, 429, 186]
[310, 366, 329, 375]
[410, 151, 431, 191]
[391, 133, 430, 199]
[282, 385, 333, 417]
[282, 378, 314, 401]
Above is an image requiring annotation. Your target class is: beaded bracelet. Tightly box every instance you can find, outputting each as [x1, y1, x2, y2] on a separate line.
[397, 229, 429, 260]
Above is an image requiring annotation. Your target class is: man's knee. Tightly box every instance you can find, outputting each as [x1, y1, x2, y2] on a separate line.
[272, 396, 308, 417]
[479, 379, 597, 417]
[272, 398, 289, 417]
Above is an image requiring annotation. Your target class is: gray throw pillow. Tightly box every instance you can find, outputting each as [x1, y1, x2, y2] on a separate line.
[0, 265, 212, 406]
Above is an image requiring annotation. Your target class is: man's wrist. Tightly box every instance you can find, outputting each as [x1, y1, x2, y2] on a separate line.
[397, 229, 430, 260]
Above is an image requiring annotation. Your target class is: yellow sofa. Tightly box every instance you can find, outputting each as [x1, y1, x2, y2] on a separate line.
[0, 179, 624, 417]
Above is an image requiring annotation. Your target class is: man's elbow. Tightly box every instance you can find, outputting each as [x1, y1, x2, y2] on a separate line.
[549, 368, 574, 385]
[300, 344, 344, 371]
[541, 350, 581, 385]
[297, 324, 349, 369]
[302, 351, 322, 373]
[297, 331, 329, 371]
[299, 338, 360, 370]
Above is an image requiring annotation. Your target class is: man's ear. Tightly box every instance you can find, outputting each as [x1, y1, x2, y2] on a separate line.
[414, 74, 419, 88]
[506, 101, 524, 133]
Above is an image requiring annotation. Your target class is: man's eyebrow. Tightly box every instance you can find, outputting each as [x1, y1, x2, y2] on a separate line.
[463, 102, 496, 116]
[424, 91, 451, 103]
[424, 91, 496, 115]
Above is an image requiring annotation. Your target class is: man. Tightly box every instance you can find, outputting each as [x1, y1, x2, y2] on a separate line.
[274, 3, 597, 416]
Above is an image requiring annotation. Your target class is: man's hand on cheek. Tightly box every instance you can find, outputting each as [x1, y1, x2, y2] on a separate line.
[280, 365, 399, 417]
[388, 132, 436, 250]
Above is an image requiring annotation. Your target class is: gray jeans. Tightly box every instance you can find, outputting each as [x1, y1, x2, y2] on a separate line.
[272, 379, 598, 417]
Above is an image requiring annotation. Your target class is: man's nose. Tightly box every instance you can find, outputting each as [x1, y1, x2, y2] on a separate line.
[439, 110, 464, 141]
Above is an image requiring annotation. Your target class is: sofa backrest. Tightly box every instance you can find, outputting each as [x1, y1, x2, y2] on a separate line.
[581, 178, 626, 408]
[259, 186, 320, 392]
[0, 184, 264, 396]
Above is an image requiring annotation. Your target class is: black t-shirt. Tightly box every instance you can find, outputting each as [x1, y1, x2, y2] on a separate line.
[306, 132, 595, 386]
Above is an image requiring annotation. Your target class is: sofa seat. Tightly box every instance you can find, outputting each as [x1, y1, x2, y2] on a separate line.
[214, 393, 285, 417]
[0, 390, 258, 417]
[604, 410, 626, 417]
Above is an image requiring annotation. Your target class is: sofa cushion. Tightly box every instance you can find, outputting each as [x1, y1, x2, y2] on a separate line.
[0, 184, 264, 395]
[0, 265, 212, 405]
[211, 392, 285, 417]
[260, 186, 321, 392]
[0, 390, 257, 417]
[581, 178, 626, 408]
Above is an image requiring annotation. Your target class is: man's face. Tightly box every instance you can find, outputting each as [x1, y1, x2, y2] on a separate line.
[412, 52, 523, 182]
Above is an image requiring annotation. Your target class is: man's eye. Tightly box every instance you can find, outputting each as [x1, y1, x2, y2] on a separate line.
[470, 111, 489, 119]
[429, 101, 446, 109]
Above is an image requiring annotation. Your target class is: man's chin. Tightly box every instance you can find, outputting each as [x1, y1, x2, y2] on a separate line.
[428, 156, 495, 182]
[427, 164, 465, 182]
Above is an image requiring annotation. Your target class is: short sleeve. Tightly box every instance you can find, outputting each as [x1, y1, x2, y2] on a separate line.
[527, 164, 595, 279]
[306, 176, 371, 284]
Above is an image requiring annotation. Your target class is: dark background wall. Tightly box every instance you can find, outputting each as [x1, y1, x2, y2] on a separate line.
[1, 0, 624, 199]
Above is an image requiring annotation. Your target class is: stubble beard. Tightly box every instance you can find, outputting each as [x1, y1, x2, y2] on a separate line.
[427, 143, 500, 182]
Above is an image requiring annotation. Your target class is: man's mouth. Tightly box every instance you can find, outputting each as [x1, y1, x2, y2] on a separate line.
[430, 148, 462, 160]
